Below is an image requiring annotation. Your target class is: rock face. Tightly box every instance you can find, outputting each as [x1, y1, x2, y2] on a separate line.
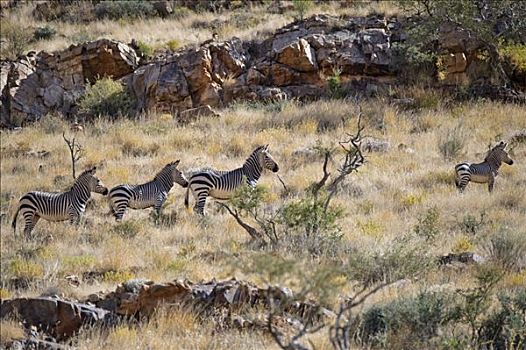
[1, 278, 330, 342]
[0, 296, 113, 340]
[1, 39, 138, 127]
[1, 14, 401, 126]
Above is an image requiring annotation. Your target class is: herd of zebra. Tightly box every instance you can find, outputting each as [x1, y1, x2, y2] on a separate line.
[11, 141, 513, 237]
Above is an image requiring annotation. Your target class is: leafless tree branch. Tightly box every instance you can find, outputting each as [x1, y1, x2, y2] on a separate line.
[63, 132, 84, 179]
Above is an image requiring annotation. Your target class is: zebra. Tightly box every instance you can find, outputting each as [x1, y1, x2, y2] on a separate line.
[455, 141, 514, 193]
[184, 145, 279, 215]
[11, 167, 108, 237]
[108, 160, 188, 221]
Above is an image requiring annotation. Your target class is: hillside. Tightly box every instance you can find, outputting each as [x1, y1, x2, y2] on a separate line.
[1, 1, 526, 350]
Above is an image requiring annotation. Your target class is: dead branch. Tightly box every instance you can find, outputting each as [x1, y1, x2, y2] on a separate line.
[63, 132, 84, 179]
[217, 203, 263, 241]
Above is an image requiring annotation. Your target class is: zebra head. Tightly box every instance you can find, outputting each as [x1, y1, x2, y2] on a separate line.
[167, 160, 189, 188]
[256, 144, 279, 173]
[487, 141, 514, 166]
[79, 167, 109, 195]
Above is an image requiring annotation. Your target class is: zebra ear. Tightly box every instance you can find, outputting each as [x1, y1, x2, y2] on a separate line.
[173, 160, 180, 167]
[264, 144, 269, 151]
[90, 166, 97, 174]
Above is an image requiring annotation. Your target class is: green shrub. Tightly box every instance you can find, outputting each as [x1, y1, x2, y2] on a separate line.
[135, 40, 154, 59]
[484, 230, 526, 271]
[414, 207, 440, 241]
[479, 288, 526, 350]
[292, 0, 313, 20]
[94, 0, 156, 20]
[459, 212, 487, 235]
[33, 25, 56, 41]
[78, 77, 134, 119]
[166, 39, 181, 51]
[327, 68, 343, 99]
[500, 44, 526, 75]
[438, 125, 465, 160]
[0, 21, 33, 60]
[358, 291, 451, 346]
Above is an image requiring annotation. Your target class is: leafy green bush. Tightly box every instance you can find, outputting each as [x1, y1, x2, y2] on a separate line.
[135, 40, 154, 59]
[358, 291, 452, 346]
[94, 0, 156, 20]
[478, 288, 526, 350]
[459, 212, 487, 235]
[166, 39, 181, 51]
[78, 77, 134, 119]
[414, 207, 440, 241]
[0, 21, 33, 60]
[33, 25, 57, 41]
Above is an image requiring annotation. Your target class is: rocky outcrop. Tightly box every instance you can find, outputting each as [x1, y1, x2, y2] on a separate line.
[1, 39, 138, 127]
[1, 278, 331, 342]
[1, 14, 402, 127]
[0, 296, 113, 340]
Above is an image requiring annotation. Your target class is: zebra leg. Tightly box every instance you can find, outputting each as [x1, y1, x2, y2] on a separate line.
[154, 193, 168, 216]
[23, 214, 40, 238]
[488, 175, 495, 193]
[194, 191, 209, 215]
[112, 202, 128, 222]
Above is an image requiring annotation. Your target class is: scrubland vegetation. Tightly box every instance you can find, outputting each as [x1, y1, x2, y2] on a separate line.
[1, 1, 526, 349]
[2, 94, 525, 349]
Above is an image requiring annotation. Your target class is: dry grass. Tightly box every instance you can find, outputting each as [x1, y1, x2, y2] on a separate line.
[1, 1, 401, 55]
[1, 96, 525, 348]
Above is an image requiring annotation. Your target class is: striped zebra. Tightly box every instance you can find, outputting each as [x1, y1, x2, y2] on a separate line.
[11, 167, 108, 237]
[455, 141, 514, 193]
[184, 145, 279, 215]
[108, 160, 188, 221]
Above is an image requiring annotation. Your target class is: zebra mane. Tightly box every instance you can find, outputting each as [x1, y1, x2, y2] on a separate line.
[77, 167, 96, 179]
[484, 142, 505, 162]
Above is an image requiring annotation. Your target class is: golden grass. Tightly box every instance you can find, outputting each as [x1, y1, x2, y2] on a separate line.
[1, 97, 525, 348]
[1, 1, 402, 55]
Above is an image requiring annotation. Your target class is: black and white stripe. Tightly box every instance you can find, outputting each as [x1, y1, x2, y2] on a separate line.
[11, 167, 108, 237]
[108, 161, 188, 221]
[455, 141, 514, 193]
[184, 145, 279, 215]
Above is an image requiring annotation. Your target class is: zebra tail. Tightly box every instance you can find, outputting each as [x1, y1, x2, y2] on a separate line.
[184, 185, 190, 210]
[11, 205, 20, 233]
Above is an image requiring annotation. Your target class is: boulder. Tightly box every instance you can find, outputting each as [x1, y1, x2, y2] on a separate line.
[274, 38, 318, 72]
[1, 39, 138, 127]
[0, 297, 113, 340]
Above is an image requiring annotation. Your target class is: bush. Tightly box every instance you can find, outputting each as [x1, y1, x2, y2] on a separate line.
[135, 40, 154, 59]
[358, 291, 451, 346]
[438, 125, 465, 160]
[78, 77, 134, 120]
[95, 0, 156, 20]
[484, 230, 526, 271]
[347, 235, 433, 287]
[166, 39, 181, 51]
[0, 21, 33, 60]
[414, 207, 440, 241]
[292, 0, 313, 20]
[478, 288, 526, 350]
[33, 25, 57, 41]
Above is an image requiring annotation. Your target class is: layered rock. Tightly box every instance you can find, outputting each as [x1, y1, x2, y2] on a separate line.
[1, 278, 331, 342]
[1, 39, 138, 127]
[1, 15, 402, 127]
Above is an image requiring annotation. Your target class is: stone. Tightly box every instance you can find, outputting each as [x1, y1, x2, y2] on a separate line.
[0, 297, 113, 340]
[275, 38, 318, 72]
